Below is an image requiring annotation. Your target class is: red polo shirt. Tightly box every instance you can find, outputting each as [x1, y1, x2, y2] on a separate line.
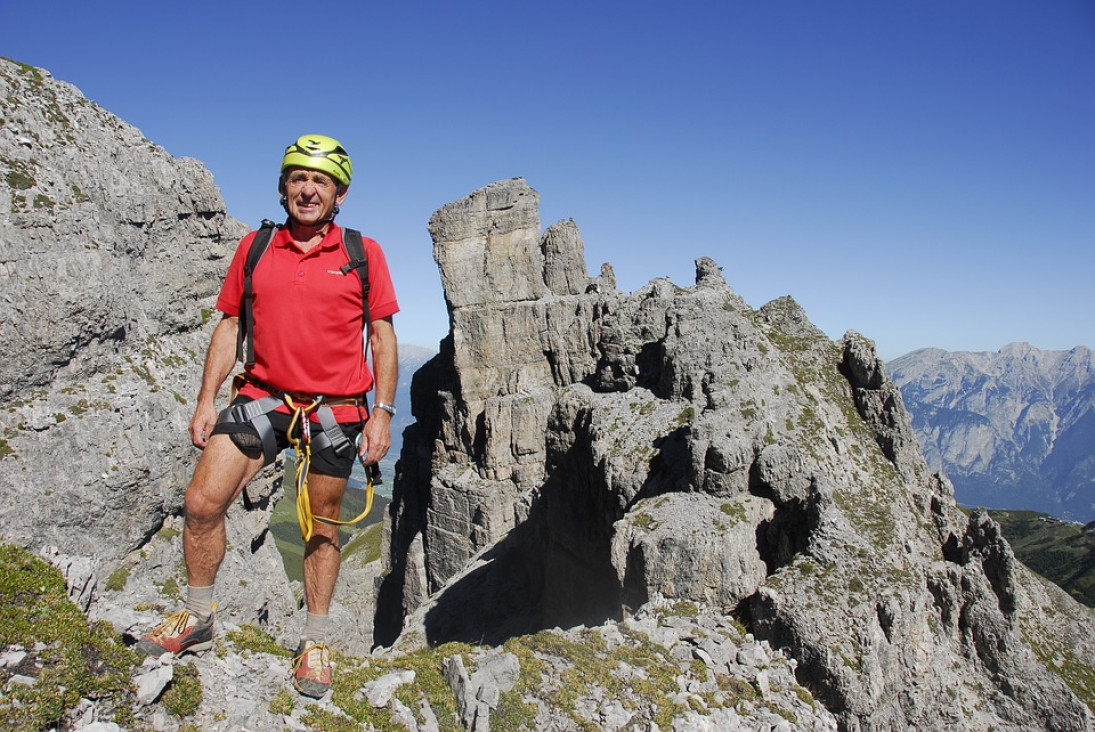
[216, 223, 399, 421]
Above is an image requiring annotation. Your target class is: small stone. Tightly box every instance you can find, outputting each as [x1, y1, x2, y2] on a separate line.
[0, 650, 28, 668]
[135, 664, 173, 704]
[357, 669, 416, 708]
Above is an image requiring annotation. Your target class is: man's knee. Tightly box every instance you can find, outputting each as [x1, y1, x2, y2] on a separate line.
[185, 438, 255, 523]
[184, 480, 231, 525]
[305, 527, 341, 553]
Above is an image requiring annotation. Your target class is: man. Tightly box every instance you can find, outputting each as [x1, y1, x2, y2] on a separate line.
[137, 134, 399, 698]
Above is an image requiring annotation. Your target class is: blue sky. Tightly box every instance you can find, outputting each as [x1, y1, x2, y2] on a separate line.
[4, 1, 1093, 360]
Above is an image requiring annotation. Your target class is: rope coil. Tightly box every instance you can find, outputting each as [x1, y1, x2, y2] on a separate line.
[285, 395, 375, 542]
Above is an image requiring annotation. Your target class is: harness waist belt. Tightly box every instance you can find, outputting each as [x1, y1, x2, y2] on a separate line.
[217, 375, 367, 466]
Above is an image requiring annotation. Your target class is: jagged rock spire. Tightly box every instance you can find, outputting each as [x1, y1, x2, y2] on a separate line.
[380, 178, 1095, 731]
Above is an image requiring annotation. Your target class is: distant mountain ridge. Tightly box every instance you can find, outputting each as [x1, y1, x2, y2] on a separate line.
[889, 343, 1095, 521]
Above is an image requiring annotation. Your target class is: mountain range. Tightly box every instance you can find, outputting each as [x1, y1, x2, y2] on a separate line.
[889, 343, 1095, 522]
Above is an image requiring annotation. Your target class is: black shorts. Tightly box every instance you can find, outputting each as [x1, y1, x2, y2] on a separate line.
[211, 396, 365, 479]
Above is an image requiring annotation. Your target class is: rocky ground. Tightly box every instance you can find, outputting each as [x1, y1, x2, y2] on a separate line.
[16, 542, 840, 732]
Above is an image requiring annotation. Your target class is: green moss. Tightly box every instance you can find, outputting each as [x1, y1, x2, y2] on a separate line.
[269, 688, 295, 716]
[225, 625, 293, 658]
[676, 405, 695, 427]
[0, 544, 139, 730]
[665, 600, 700, 618]
[720, 501, 747, 525]
[493, 688, 539, 729]
[300, 706, 362, 731]
[158, 576, 182, 600]
[717, 674, 758, 703]
[507, 627, 687, 729]
[69, 398, 110, 418]
[161, 663, 202, 717]
[5, 160, 35, 190]
[332, 642, 472, 730]
[127, 358, 157, 387]
[770, 704, 799, 726]
[104, 566, 130, 592]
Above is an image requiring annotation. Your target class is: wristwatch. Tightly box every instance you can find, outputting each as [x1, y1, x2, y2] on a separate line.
[373, 402, 397, 417]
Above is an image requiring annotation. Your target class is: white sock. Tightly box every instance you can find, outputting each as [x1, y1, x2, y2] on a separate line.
[301, 612, 329, 647]
[185, 584, 215, 620]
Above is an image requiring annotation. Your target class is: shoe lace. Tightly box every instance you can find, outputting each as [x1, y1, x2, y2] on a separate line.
[294, 642, 331, 676]
[150, 610, 193, 639]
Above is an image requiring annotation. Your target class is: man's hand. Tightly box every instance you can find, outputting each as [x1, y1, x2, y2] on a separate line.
[189, 401, 219, 449]
[358, 409, 392, 466]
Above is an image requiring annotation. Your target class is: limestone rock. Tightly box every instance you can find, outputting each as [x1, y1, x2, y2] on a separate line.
[0, 58, 302, 644]
[380, 178, 1095, 731]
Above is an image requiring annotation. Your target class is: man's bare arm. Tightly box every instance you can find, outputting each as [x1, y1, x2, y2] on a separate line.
[360, 316, 397, 465]
[189, 315, 239, 448]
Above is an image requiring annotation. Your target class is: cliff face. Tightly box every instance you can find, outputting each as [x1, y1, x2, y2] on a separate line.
[0, 58, 311, 646]
[380, 178, 1095, 731]
[890, 344, 1095, 522]
[0, 57, 242, 555]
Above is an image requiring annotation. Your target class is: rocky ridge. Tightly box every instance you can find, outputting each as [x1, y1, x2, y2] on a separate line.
[0, 59, 832, 732]
[2, 57, 1095, 731]
[889, 344, 1095, 521]
[378, 178, 1095, 731]
[0, 56, 320, 651]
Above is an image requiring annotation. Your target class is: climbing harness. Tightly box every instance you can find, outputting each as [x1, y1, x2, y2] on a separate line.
[217, 375, 377, 542]
[284, 394, 376, 543]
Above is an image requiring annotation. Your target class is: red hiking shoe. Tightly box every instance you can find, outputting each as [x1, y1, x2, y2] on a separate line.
[135, 609, 214, 656]
[292, 641, 333, 698]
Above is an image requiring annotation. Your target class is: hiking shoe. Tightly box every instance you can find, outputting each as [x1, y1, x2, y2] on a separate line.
[135, 610, 214, 656]
[292, 642, 333, 698]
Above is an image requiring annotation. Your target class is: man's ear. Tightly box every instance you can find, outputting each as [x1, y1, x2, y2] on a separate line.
[336, 185, 350, 205]
[278, 176, 287, 196]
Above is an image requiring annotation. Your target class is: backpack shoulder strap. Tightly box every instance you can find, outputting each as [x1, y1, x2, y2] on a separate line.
[339, 228, 372, 328]
[236, 220, 279, 366]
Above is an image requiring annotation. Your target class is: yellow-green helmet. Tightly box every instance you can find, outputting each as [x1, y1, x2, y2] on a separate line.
[280, 134, 352, 187]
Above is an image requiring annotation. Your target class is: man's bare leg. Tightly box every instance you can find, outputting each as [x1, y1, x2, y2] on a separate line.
[292, 471, 347, 696]
[183, 434, 265, 587]
[137, 434, 264, 656]
[301, 471, 349, 615]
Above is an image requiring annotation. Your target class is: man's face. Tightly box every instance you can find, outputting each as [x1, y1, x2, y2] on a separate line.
[283, 167, 348, 226]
